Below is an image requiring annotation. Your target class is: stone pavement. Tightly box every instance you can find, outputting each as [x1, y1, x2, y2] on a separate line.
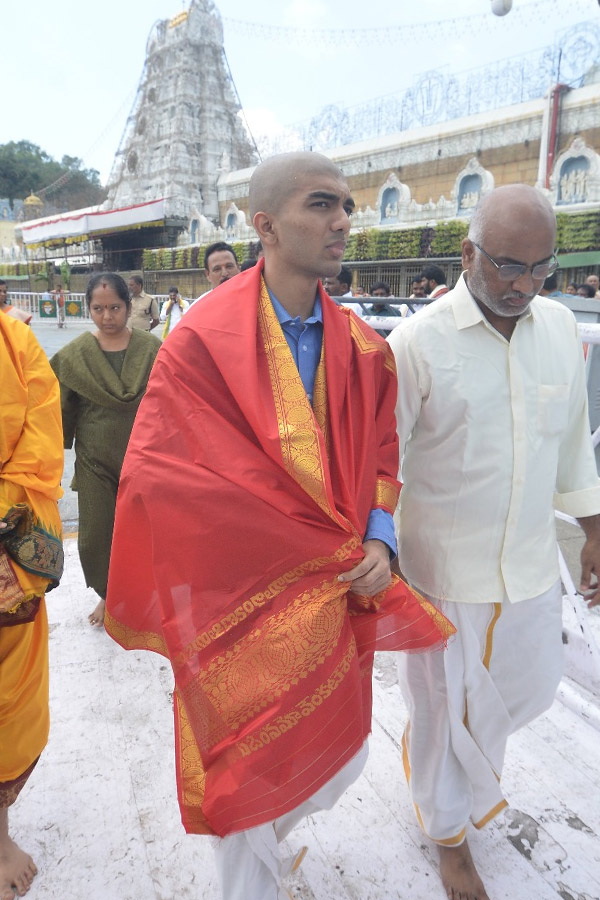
[31, 320, 95, 358]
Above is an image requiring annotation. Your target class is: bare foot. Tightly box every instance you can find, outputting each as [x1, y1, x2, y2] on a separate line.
[88, 598, 106, 627]
[438, 841, 490, 900]
[0, 835, 37, 898]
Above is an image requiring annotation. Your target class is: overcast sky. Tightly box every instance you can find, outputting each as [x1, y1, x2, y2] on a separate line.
[4, 0, 598, 186]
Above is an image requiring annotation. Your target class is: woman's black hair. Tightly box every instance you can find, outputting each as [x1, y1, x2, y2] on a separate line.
[578, 283, 596, 298]
[86, 272, 132, 309]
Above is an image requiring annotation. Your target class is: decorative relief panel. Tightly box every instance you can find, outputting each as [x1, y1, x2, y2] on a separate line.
[550, 138, 600, 205]
[376, 174, 411, 225]
[451, 158, 495, 215]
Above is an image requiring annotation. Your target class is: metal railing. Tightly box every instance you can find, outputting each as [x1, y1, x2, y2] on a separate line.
[5, 292, 173, 323]
[5, 292, 89, 322]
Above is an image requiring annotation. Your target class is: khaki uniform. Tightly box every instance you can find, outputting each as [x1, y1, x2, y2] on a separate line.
[130, 291, 158, 331]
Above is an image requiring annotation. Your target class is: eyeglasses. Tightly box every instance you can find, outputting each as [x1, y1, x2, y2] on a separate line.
[472, 243, 558, 282]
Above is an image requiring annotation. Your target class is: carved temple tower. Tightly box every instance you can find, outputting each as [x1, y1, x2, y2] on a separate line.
[105, 0, 256, 223]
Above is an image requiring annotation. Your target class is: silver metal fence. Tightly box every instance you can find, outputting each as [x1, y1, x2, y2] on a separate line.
[6, 292, 172, 323]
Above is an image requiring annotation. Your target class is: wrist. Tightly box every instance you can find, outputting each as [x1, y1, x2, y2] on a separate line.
[578, 514, 600, 539]
[363, 538, 389, 560]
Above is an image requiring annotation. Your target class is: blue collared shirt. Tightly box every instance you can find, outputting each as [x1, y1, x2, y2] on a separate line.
[269, 289, 396, 557]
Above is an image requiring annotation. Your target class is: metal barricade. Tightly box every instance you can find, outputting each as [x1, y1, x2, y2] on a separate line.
[6, 291, 90, 323]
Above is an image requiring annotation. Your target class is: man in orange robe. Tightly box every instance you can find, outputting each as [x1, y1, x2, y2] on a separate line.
[0, 313, 63, 899]
[105, 151, 452, 899]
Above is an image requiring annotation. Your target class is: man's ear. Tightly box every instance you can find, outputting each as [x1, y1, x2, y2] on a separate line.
[253, 211, 276, 246]
[462, 237, 475, 269]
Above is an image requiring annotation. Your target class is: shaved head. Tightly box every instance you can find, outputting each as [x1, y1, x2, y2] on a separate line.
[468, 184, 556, 246]
[250, 151, 353, 306]
[249, 151, 346, 219]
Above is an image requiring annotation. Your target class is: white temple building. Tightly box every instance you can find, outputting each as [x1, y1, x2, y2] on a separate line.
[105, 0, 256, 223]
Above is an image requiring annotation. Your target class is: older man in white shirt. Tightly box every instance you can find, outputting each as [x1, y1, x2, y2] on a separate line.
[388, 184, 600, 900]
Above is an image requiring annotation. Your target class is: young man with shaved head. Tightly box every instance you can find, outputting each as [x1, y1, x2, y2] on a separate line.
[388, 184, 600, 900]
[105, 151, 450, 900]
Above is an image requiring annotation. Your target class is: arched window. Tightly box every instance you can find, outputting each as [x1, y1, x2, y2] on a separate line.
[558, 157, 589, 205]
[457, 174, 482, 213]
[380, 187, 400, 224]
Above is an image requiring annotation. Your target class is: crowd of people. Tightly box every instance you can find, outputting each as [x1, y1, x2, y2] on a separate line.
[12, 249, 596, 341]
[1, 153, 600, 900]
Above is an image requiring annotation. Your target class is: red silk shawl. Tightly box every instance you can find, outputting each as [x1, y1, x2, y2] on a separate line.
[105, 262, 452, 836]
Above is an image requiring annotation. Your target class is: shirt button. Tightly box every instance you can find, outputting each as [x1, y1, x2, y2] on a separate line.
[302, 344, 308, 351]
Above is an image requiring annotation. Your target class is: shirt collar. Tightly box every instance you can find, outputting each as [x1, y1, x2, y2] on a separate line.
[268, 288, 322, 326]
[453, 271, 534, 331]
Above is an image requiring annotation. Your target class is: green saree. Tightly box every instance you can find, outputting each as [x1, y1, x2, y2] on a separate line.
[50, 329, 161, 598]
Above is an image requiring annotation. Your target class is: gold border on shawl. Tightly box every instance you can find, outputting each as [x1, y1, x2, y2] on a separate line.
[373, 477, 400, 514]
[257, 277, 336, 522]
[411, 588, 456, 642]
[348, 314, 397, 376]
[312, 350, 329, 455]
[175, 634, 359, 829]
[104, 610, 168, 657]
[236, 634, 357, 759]
[195, 575, 351, 732]
[172, 536, 360, 668]
[174, 690, 212, 835]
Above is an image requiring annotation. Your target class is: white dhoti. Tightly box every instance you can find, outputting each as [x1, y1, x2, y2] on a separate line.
[398, 581, 563, 844]
[212, 740, 369, 900]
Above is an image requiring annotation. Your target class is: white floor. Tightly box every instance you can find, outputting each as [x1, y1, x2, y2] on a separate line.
[10, 540, 600, 900]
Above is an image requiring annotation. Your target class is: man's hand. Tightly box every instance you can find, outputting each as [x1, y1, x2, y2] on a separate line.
[580, 536, 600, 607]
[578, 514, 600, 607]
[338, 539, 392, 597]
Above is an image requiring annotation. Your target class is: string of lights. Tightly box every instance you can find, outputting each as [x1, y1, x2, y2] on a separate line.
[221, 0, 593, 47]
[250, 19, 600, 157]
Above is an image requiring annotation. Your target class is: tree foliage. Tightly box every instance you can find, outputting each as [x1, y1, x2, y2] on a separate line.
[0, 140, 106, 210]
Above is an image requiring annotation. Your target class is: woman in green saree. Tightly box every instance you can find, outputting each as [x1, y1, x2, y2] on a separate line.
[51, 273, 161, 626]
